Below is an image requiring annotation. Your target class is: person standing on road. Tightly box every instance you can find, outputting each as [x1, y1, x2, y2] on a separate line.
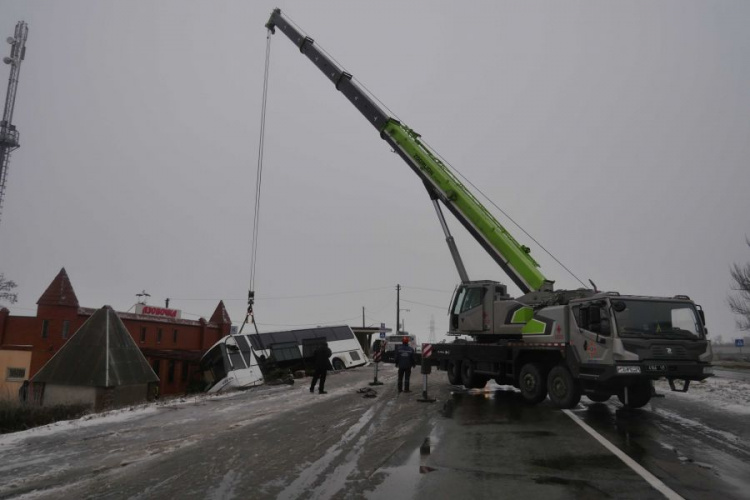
[310, 341, 332, 394]
[395, 336, 416, 393]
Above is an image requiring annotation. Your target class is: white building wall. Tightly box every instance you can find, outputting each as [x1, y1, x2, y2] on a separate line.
[43, 385, 96, 408]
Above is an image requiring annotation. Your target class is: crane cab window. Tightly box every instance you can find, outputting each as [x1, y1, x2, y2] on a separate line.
[460, 288, 486, 313]
[575, 303, 611, 336]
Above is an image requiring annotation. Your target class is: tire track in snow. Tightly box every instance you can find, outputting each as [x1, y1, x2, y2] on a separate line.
[276, 396, 394, 500]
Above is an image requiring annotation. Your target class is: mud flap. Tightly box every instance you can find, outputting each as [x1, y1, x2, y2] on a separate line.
[667, 378, 690, 392]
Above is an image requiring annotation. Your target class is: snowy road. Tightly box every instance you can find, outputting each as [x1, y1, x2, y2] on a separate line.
[0, 366, 748, 499]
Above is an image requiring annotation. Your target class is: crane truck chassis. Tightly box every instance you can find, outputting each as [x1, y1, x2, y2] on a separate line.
[265, 9, 713, 409]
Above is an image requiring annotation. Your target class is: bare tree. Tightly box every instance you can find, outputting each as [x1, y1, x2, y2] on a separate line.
[728, 238, 750, 331]
[0, 273, 18, 304]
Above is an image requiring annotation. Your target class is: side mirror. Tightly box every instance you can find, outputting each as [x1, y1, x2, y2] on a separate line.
[612, 301, 627, 313]
[698, 308, 706, 326]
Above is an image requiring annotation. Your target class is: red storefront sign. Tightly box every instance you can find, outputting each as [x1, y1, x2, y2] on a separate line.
[135, 304, 181, 319]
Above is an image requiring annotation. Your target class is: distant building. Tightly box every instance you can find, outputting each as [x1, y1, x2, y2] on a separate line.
[0, 268, 230, 401]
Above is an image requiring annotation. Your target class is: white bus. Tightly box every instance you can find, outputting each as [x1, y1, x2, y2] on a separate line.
[200, 325, 366, 393]
[248, 325, 366, 371]
[200, 334, 265, 394]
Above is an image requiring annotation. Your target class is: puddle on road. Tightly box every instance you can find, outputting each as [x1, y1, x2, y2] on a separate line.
[366, 431, 440, 499]
[444, 384, 552, 426]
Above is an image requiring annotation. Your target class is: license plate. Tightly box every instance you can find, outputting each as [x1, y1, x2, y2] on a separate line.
[647, 364, 666, 372]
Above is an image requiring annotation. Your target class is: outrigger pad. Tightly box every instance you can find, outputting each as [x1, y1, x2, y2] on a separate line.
[667, 378, 690, 393]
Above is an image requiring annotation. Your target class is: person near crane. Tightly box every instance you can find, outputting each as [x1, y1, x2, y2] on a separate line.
[395, 336, 416, 393]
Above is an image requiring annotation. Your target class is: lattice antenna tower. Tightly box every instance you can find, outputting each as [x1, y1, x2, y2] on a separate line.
[429, 315, 436, 343]
[0, 21, 29, 227]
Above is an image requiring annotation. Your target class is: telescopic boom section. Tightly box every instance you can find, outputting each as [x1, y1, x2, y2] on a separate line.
[265, 9, 553, 294]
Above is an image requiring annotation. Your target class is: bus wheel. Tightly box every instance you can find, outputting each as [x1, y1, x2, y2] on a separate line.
[332, 359, 345, 371]
[618, 382, 652, 409]
[447, 361, 461, 385]
[547, 365, 581, 409]
[519, 363, 547, 404]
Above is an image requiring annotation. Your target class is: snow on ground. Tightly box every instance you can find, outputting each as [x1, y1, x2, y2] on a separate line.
[0, 382, 291, 447]
[0, 369, 378, 448]
[654, 375, 750, 415]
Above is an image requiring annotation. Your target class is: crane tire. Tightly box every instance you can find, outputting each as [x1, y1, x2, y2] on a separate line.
[547, 365, 582, 409]
[447, 361, 462, 385]
[618, 382, 652, 409]
[519, 363, 547, 404]
[461, 361, 476, 388]
[586, 393, 611, 403]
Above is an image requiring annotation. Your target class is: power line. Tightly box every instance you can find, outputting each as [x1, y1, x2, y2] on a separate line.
[170, 285, 393, 303]
[401, 298, 447, 310]
[401, 285, 453, 293]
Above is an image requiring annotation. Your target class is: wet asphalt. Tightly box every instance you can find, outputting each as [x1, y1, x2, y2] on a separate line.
[0, 365, 748, 499]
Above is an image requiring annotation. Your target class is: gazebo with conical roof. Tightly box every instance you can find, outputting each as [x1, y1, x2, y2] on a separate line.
[31, 305, 159, 410]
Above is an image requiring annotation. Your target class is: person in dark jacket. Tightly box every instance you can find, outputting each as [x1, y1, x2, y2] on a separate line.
[310, 341, 333, 394]
[395, 336, 416, 393]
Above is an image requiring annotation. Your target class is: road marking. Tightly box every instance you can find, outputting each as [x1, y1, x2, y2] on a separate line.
[562, 409, 684, 500]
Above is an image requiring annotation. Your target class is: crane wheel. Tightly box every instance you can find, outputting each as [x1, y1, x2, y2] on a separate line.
[447, 361, 462, 385]
[618, 382, 652, 409]
[519, 363, 547, 404]
[547, 365, 582, 409]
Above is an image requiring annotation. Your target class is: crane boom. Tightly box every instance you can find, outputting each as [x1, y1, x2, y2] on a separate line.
[266, 9, 552, 294]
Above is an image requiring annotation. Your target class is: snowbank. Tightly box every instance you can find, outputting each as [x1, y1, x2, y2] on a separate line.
[654, 376, 750, 415]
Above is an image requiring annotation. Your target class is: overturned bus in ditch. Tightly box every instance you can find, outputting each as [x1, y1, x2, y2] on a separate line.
[200, 325, 367, 393]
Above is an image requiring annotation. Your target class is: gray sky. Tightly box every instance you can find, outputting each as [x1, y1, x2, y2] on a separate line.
[1, 1, 749, 343]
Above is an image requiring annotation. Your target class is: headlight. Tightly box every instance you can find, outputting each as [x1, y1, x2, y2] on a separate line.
[616, 365, 641, 374]
[703, 366, 714, 375]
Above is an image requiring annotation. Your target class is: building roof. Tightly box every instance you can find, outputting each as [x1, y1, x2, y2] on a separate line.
[78, 307, 206, 327]
[37, 267, 79, 307]
[31, 306, 159, 387]
[209, 300, 231, 326]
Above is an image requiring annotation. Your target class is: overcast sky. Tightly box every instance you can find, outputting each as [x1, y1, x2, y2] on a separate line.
[1, 1, 749, 344]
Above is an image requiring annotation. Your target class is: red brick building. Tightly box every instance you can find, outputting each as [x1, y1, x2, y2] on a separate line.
[0, 268, 230, 399]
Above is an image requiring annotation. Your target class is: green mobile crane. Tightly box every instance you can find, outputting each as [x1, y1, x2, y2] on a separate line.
[265, 9, 713, 409]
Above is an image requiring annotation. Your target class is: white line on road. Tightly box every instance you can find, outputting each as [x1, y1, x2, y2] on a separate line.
[562, 409, 684, 500]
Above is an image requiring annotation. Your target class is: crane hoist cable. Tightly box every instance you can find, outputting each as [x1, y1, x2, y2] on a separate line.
[420, 137, 589, 290]
[240, 29, 273, 335]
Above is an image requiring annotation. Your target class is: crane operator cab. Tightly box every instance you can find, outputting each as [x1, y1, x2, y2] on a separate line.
[449, 281, 516, 337]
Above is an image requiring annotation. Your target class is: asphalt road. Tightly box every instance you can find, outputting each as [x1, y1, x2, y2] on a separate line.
[714, 368, 750, 382]
[0, 365, 747, 499]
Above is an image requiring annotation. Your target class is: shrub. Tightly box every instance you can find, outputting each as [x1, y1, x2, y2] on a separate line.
[0, 401, 90, 434]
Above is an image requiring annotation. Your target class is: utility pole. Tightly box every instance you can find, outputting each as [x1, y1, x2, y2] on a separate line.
[396, 284, 400, 335]
[0, 21, 28, 228]
[362, 306, 365, 328]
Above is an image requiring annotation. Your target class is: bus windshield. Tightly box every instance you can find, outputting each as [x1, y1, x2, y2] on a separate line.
[613, 300, 704, 340]
[200, 344, 227, 390]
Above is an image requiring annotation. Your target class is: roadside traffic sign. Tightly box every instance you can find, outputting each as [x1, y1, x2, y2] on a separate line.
[736, 339, 745, 348]
[422, 343, 433, 358]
